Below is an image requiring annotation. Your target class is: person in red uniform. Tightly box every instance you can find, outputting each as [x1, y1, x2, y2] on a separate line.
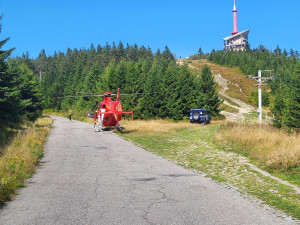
[94, 109, 98, 127]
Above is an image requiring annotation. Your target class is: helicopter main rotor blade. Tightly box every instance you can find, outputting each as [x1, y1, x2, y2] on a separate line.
[118, 92, 155, 96]
[57, 94, 102, 99]
[77, 92, 105, 96]
[57, 91, 155, 99]
[77, 92, 117, 97]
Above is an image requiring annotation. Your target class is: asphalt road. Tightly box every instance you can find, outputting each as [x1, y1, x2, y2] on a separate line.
[0, 116, 294, 225]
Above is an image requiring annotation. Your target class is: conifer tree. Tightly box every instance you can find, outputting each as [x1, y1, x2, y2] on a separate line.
[116, 41, 125, 62]
[35, 49, 47, 82]
[127, 44, 139, 62]
[281, 63, 300, 129]
[198, 48, 204, 56]
[274, 45, 281, 55]
[162, 46, 175, 61]
[0, 17, 20, 124]
[14, 64, 43, 121]
[200, 65, 221, 116]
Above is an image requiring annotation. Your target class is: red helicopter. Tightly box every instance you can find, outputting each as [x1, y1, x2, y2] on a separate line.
[60, 88, 149, 131]
[90, 88, 133, 131]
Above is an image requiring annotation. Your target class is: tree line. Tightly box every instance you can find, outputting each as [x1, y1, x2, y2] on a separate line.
[208, 45, 300, 130]
[7, 41, 221, 122]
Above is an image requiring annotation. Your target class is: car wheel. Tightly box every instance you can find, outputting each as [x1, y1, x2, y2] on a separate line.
[193, 111, 199, 121]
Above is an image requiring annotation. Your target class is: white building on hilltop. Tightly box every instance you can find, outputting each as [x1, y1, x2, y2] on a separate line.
[223, 29, 250, 51]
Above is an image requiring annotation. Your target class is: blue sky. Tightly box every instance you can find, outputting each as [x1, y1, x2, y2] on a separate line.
[0, 0, 299, 58]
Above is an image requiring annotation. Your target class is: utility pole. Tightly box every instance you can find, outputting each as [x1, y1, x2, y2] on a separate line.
[257, 70, 263, 123]
[247, 70, 273, 123]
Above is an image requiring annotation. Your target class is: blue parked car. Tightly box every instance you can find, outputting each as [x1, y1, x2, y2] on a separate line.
[190, 109, 211, 124]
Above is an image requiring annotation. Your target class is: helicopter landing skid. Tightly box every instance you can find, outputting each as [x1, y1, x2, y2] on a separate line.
[115, 125, 123, 132]
[94, 124, 102, 132]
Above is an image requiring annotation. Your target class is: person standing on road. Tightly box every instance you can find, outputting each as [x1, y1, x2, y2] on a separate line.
[68, 109, 72, 121]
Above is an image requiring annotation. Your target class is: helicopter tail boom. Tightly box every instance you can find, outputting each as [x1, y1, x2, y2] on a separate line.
[122, 108, 134, 120]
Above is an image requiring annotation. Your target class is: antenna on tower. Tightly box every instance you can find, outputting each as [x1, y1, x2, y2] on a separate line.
[232, 0, 238, 35]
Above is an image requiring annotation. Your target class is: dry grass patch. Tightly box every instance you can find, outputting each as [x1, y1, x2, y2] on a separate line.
[121, 119, 223, 136]
[214, 122, 300, 171]
[121, 119, 192, 135]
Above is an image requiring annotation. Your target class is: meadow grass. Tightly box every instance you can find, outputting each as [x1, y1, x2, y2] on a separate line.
[119, 119, 300, 220]
[0, 116, 52, 203]
[213, 122, 300, 185]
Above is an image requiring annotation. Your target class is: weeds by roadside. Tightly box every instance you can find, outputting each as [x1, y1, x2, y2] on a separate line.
[0, 117, 52, 203]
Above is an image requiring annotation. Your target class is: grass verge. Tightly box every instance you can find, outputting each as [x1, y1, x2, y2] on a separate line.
[0, 116, 53, 203]
[119, 120, 300, 221]
[213, 122, 300, 186]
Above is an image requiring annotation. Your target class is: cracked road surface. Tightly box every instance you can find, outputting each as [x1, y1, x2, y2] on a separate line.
[0, 116, 293, 225]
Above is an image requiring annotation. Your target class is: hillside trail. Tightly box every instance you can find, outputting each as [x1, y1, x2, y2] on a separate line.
[187, 62, 255, 121]
[214, 73, 255, 121]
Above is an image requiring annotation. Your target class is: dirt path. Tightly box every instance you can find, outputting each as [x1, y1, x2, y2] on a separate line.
[214, 73, 255, 121]
[185, 61, 255, 122]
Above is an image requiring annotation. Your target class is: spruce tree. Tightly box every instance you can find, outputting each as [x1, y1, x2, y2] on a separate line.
[35, 49, 47, 82]
[282, 63, 300, 129]
[0, 16, 20, 124]
[274, 45, 281, 55]
[197, 48, 203, 56]
[14, 64, 43, 121]
[127, 44, 139, 62]
[162, 46, 175, 61]
[200, 65, 221, 116]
